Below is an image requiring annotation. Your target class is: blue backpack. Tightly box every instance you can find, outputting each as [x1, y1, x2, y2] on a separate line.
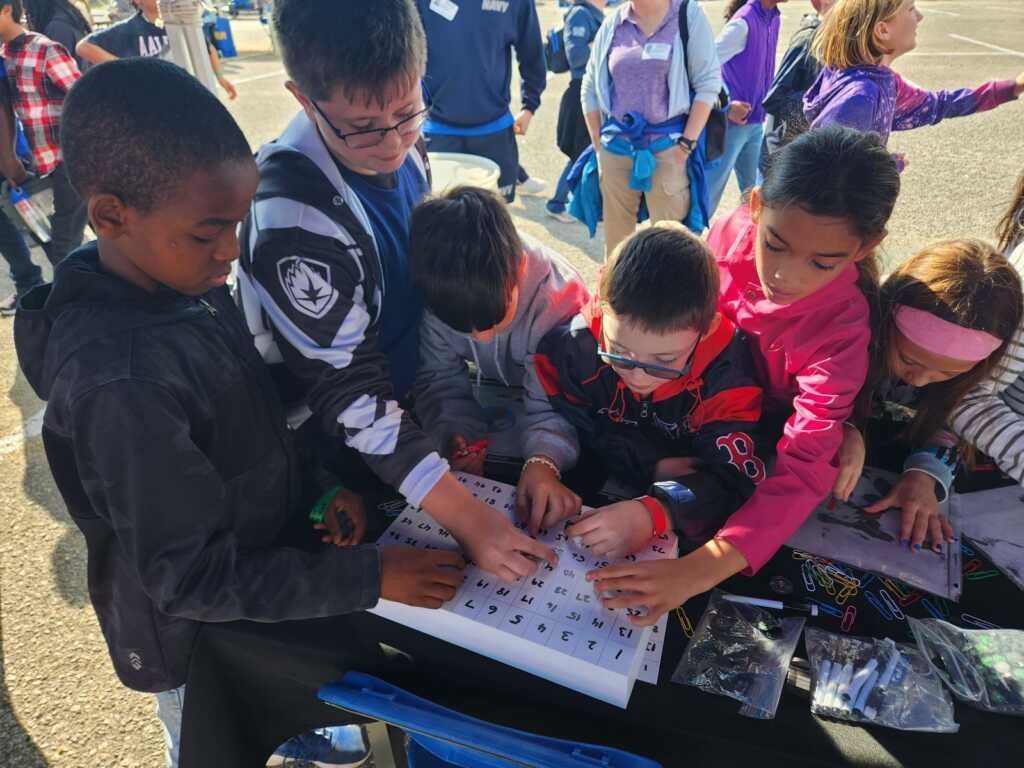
[544, 26, 570, 74]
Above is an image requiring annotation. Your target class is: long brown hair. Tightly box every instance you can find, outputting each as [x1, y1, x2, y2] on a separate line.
[996, 170, 1024, 254]
[812, 0, 906, 68]
[864, 240, 1023, 447]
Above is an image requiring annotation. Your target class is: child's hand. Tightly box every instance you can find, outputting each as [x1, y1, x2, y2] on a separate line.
[516, 458, 581, 535]
[727, 100, 752, 124]
[833, 423, 865, 503]
[448, 434, 487, 475]
[653, 456, 702, 481]
[587, 558, 700, 627]
[379, 546, 466, 609]
[449, 497, 558, 583]
[566, 500, 653, 558]
[313, 487, 367, 547]
[863, 470, 954, 552]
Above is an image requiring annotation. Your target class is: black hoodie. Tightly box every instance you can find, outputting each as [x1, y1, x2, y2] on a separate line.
[15, 244, 381, 692]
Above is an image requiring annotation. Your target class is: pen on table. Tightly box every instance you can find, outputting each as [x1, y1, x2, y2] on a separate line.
[720, 594, 819, 617]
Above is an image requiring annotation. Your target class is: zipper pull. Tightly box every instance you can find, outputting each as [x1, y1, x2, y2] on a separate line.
[640, 400, 649, 420]
[198, 298, 218, 316]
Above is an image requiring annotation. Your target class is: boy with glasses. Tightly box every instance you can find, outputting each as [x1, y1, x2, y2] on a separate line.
[524, 223, 768, 619]
[239, 0, 554, 590]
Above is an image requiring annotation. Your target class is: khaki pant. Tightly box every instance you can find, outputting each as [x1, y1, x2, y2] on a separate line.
[599, 146, 691, 261]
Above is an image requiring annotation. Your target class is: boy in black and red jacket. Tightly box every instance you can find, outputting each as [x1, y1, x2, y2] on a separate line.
[521, 222, 770, 625]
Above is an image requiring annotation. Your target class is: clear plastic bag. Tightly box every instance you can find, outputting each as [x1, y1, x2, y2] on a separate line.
[908, 617, 1024, 717]
[805, 627, 958, 732]
[671, 590, 804, 719]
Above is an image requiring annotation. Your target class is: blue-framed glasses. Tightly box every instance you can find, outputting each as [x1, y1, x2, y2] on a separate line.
[598, 334, 702, 380]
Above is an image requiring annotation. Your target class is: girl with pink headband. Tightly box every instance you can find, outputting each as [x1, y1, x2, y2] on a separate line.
[950, 172, 1024, 486]
[836, 240, 1022, 552]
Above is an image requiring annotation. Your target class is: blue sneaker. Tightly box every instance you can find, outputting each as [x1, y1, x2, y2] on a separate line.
[266, 725, 370, 767]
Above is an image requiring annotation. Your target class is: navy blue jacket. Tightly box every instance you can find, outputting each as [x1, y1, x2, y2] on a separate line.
[417, 0, 546, 127]
[564, 1, 604, 80]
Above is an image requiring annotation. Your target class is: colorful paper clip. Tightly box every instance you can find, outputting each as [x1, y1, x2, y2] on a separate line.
[960, 613, 1000, 630]
[966, 570, 1001, 581]
[864, 591, 894, 621]
[879, 578, 910, 601]
[675, 607, 695, 638]
[841, 605, 857, 633]
[897, 591, 922, 608]
[962, 558, 984, 575]
[878, 589, 906, 620]
[858, 572, 877, 590]
[960, 541, 976, 557]
[801, 561, 818, 593]
[921, 598, 945, 620]
[834, 584, 858, 606]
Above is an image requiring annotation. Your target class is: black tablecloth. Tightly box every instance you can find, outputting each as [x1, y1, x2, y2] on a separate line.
[179, 470, 1024, 768]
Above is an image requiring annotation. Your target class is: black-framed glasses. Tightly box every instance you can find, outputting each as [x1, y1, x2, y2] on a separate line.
[310, 98, 432, 149]
[598, 334, 702, 380]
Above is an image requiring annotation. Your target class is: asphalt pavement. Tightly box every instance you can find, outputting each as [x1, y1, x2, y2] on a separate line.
[1, 2, 1022, 765]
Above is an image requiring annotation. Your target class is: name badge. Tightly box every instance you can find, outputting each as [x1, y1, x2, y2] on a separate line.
[430, 0, 458, 21]
[642, 42, 672, 61]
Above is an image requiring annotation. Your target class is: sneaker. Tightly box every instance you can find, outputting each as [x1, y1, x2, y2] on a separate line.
[0, 292, 17, 317]
[545, 208, 576, 224]
[267, 725, 370, 768]
[517, 176, 548, 196]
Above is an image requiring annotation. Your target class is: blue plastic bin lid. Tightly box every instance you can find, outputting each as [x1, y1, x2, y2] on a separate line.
[318, 672, 661, 768]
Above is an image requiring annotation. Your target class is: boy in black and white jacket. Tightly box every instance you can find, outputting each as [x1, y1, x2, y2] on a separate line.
[239, 0, 554, 582]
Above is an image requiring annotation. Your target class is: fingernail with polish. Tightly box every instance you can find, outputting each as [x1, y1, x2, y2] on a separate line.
[900, 538, 909, 547]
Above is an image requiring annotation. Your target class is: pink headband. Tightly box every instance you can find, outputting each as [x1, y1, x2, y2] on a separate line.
[893, 305, 1003, 362]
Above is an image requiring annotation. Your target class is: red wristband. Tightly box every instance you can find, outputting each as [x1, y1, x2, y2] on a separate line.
[638, 495, 670, 537]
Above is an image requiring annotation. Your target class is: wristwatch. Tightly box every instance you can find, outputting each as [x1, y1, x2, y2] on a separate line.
[648, 480, 696, 512]
[677, 136, 696, 153]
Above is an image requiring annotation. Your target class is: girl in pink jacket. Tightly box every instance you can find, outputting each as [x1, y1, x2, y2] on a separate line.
[705, 126, 900, 580]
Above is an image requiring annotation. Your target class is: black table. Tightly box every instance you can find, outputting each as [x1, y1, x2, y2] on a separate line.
[178, 470, 1024, 768]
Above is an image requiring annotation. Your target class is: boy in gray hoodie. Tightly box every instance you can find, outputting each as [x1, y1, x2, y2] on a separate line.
[410, 186, 588, 519]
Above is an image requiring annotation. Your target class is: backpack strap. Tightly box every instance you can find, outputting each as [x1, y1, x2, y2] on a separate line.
[677, 0, 690, 50]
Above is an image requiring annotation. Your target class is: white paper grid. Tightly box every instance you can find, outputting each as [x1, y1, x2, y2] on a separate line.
[370, 473, 677, 707]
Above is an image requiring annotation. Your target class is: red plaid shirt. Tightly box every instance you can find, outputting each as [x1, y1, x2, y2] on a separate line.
[2, 32, 80, 175]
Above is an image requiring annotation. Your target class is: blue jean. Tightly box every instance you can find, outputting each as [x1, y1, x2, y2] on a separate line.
[0, 207, 42, 295]
[546, 158, 574, 212]
[704, 121, 765, 218]
[154, 684, 186, 768]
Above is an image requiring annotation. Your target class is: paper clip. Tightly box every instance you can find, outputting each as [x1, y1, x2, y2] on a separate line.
[808, 599, 842, 618]
[879, 578, 910, 601]
[921, 598, 945, 620]
[801, 561, 818, 593]
[962, 558, 983, 575]
[834, 584, 858, 606]
[897, 591, 922, 608]
[825, 564, 861, 588]
[675, 607, 695, 638]
[878, 589, 905, 620]
[864, 591, 893, 620]
[792, 550, 814, 561]
[858, 572, 876, 590]
[960, 541, 976, 557]
[841, 605, 857, 633]
[966, 570, 1001, 581]
[960, 613, 1000, 630]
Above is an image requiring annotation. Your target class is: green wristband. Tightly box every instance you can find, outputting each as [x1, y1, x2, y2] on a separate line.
[309, 485, 342, 523]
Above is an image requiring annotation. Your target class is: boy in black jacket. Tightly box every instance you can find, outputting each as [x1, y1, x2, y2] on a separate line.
[525, 223, 769, 625]
[14, 58, 463, 766]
